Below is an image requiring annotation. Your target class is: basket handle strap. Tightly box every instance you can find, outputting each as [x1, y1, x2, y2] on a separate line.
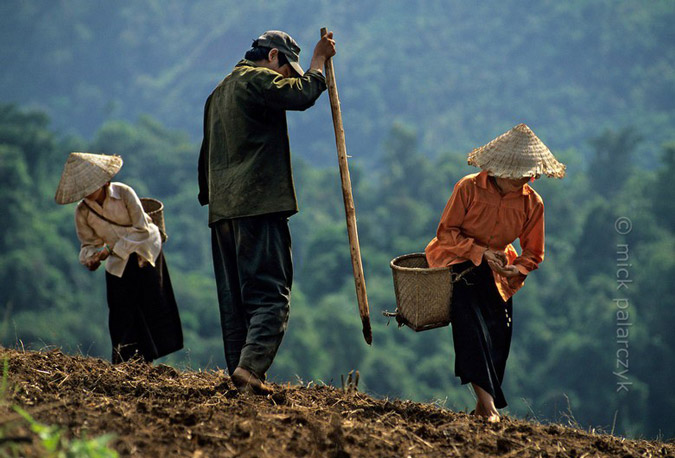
[450, 265, 475, 283]
[81, 200, 133, 228]
[440, 252, 476, 283]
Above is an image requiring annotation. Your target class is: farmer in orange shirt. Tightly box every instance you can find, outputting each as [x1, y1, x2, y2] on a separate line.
[425, 124, 565, 422]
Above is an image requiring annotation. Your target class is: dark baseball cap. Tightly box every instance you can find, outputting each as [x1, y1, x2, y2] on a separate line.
[254, 30, 304, 76]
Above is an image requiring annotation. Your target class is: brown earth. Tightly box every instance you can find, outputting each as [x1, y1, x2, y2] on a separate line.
[0, 347, 672, 457]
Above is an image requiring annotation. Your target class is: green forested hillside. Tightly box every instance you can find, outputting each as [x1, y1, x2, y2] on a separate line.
[0, 1, 673, 165]
[1, 0, 674, 442]
[1, 103, 673, 441]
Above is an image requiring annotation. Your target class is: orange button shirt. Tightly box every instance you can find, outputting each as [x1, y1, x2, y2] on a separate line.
[425, 170, 545, 301]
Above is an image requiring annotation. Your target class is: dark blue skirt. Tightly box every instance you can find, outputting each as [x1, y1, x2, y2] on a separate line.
[450, 260, 513, 408]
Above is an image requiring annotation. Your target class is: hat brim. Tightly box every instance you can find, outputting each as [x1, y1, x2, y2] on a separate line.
[288, 60, 304, 77]
[55, 181, 112, 204]
[54, 153, 123, 204]
[467, 124, 566, 179]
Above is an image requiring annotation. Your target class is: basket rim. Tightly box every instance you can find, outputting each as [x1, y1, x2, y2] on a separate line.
[140, 197, 164, 213]
[394, 311, 450, 332]
[390, 252, 453, 273]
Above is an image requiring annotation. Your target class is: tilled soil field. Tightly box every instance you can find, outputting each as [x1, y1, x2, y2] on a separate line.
[0, 347, 672, 457]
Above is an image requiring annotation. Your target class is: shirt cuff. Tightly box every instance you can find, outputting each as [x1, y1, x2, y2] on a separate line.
[513, 253, 542, 275]
[79, 246, 100, 265]
[110, 239, 132, 261]
[304, 68, 327, 85]
[507, 273, 527, 291]
[305, 68, 325, 78]
[469, 243, 488, 266]
[514, 263, 530, 276]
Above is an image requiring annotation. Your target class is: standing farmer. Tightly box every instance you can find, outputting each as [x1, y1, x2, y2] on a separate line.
[198, 30, 336, 394]
[425, 124, 565, 422]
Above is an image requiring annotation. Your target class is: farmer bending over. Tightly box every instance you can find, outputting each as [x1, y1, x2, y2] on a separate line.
[55, 152, 183, 364]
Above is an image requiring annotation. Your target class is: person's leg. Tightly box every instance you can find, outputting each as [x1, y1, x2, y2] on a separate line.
[491, 297, 513, 384]
[211, 220, 248, 375]
[105, 255, 144, 363]
[451, 261, 510, 412]
[233, 213, 292, 382]
[135, 250, 184, 360]
[472, 383, 500, 422]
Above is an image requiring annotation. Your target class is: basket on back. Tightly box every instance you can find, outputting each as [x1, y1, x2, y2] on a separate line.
[140, 198, 168, 243]
[390, 253, 454, 332]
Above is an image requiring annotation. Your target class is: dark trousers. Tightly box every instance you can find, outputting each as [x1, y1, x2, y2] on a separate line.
[211, 213, 293, 380]
[451, 260, 513, 408]
[105, 251, 183, 364]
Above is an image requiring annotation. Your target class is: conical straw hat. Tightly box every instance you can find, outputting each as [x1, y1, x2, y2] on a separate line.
[54, 152, 123, 204]
[467, 124, 566, 179]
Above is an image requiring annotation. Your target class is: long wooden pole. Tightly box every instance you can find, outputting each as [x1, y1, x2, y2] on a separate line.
[320, 27, 372, 345]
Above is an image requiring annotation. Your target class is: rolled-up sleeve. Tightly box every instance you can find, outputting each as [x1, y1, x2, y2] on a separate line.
[425, 178, 487, 267]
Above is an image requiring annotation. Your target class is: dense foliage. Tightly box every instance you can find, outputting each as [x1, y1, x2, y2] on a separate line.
[1, 103, 673, 440]
[0, 0, 673, 442]
[0, 1, 673, 166]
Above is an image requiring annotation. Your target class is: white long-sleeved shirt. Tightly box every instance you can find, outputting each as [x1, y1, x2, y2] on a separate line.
[75, 182, 162, 278]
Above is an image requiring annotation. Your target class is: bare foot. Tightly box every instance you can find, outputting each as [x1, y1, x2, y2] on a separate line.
[471, 383, 500, 422]
[487, 413, 501, 423]
[475, 403, 500, 422]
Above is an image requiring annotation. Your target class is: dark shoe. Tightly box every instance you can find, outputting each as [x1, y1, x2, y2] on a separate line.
[231, 366, 273, 395]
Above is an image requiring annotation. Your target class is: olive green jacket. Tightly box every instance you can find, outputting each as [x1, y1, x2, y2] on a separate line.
[198, 59, 327, 224]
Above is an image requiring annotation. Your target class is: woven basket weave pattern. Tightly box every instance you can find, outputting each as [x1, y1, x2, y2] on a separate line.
[467, 123, 566, 179]
[140, 198, 168, 243]
[55, 152, 123, 204]
[391, 253, 454, 332]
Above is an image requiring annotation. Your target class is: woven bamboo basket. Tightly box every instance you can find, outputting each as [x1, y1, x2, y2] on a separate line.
[390, 253, 458, 332]
[140, 198, 168, 243]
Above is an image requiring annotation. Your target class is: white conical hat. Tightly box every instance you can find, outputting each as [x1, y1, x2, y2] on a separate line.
[54, 152, 123, 204]
[467, 123, 566, 179]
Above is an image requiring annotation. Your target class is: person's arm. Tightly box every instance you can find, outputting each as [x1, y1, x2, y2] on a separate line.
[198, 94, 212, 206]
[260, 32, 336, 111]
[108, 186, 156, 261]
[513, 198, 545, 274]
[75, 206, 104, 270]
[259, 69, 327, 111]
[308, 31, 336, 73]
[488, 197, 544, 285]
[429, 178, 489, 267]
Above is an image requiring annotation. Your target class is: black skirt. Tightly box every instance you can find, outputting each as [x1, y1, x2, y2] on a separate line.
[450, 260, 513, 408]
[105, 251, 183, 363]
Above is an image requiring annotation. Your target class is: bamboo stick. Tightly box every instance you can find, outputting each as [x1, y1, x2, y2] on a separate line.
[320, 27, 372, 345]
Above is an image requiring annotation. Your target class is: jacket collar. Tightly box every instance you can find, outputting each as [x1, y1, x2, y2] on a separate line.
[235, 59, 259, 69]
[475, 170, 532, 196]
[108, 182, 123, 200]
[84, 182, 122, 209]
